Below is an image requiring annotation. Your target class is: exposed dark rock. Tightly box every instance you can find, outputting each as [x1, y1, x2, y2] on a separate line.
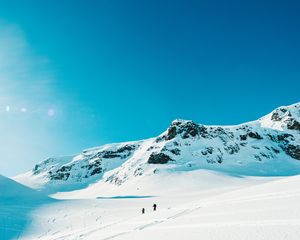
[267, 134, 276, 141]
[240, 134, 247, 141]
[271, 147, 280, 154]
[147, 146, 154, 151]
[33, 164, 40, 175]
[276, 133, 294, 142]
[271, 112, 280, 121]
[254, 155, 262, 161]
[201, 147, 214, 155]
[33, 158, 56, 175]
[217, 155, 223, 163]
[206, 155, 223, 164]
[101, 152, 122, 158]
[286, 119, 300, 131]
[160, 120, 209, 141]
[50, 171, 70, 181]
[211, 127, 232, 139]
[166, 126, 177, 140]
[186, 163, 193, 168]
[169, 148, 181, 155]
[59, 165, 73, 172]
[49, 163, 74, 181]
[181, 123, 206, 139]
[91, 167, 102, 176]
[251, 145, 260, 149]
[106, 173, 123, 185]
[155, 136, 164, 143]
[260, 152, 270, 159]
[283, 145, 300, 160]
[224, 144, 240, 154]
[148, 153, 173, 164]
[206, 158, 215, 164]
[271, 108, 288, 121]
[134, 168, 143, 176]
[97, 144, 136, 159]
[248, 131, 263, 139]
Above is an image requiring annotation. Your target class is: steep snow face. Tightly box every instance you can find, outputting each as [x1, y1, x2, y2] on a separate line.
[15, 103, 300, 192]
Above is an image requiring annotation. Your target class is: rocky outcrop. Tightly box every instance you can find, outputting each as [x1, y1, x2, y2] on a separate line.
[148, 153, 174, 164]
[248, 131, 263, 140]
[286, 119, 300, 131]
[283, 145, 300, 160]
[95, 144, 137, 159]
[157, 120, 208, 141]
[271, 108, 289, 121]
[31, 143, 138, 185]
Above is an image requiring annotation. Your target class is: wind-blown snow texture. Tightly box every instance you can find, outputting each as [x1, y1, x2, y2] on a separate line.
[15, 103, 300, 193]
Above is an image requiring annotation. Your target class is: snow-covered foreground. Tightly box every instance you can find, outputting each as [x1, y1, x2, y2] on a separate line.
[4, 170, 300, 240]
[5, 102, 300, 239]
[0, 175, 54, 240]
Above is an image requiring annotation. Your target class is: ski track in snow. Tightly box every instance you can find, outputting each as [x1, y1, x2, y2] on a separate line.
[2, 173, 300, 240]
[80, 179, 300, 240]
[6, 102, 300, 240]
[45, 180, 299, 240]
[3, 170, 300, 240]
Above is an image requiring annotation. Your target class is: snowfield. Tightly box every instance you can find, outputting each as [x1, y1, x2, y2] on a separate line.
[0, 175, 53, 240]
[2, 102, 300, 239]
[3, 170, 300, 240]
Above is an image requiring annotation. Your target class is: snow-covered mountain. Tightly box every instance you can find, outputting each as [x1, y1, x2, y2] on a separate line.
[15, 103, 300, 193]
[4, 103, 300, 240]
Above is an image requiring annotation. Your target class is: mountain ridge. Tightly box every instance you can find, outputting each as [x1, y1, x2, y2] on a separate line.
[14, 102, 300, 193]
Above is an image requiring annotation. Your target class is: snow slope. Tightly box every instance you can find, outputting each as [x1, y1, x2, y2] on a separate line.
[4, 102, 300, 240]
[0, 175, 53, 240]
[0, 175, 49, 203]
[15, 102, 300, 194]
[14, 170, 300, 240]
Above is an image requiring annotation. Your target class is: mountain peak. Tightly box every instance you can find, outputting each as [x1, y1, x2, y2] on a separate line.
[260, 102, 300, 131]
[157, 119, 207, 141]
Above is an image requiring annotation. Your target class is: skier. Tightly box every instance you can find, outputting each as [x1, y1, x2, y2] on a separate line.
[142, 208, 145, 214]
[153, 203, 157, 211]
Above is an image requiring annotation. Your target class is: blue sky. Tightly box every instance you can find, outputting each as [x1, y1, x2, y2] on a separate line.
[0, 0, 299, 176]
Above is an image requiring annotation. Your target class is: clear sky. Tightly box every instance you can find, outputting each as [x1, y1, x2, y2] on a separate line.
[0, 0, 299, 176]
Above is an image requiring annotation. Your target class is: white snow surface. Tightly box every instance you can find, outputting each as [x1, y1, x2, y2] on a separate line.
[15, 102, 300, 195]
[4, 170, 300, 240]
[2, 102, 300, 239]
[0, 175, 53, 240]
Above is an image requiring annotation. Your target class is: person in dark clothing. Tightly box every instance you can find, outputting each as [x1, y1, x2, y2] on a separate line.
[153, 203, 157, 211]
[142, 208, 145, 214]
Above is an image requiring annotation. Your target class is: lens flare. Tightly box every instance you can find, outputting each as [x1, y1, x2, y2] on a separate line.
[21, 107, 27, 113]
[47, 108, 55, 117]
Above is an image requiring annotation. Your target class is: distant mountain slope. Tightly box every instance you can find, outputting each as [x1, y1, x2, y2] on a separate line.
[15, 102, 300, 193]
[0, 175, 53, 240]
[0, 174, 49, 203]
